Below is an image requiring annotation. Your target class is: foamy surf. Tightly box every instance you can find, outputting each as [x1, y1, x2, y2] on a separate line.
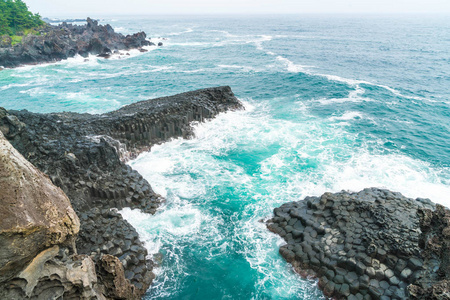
[123, 92, 450, 298]
[276, 56, 313, 73]
[272, 54, 434, 104]
[2, 15, 449, 300]
[166, 27, 194, 36]
[328, 111, 365, 121]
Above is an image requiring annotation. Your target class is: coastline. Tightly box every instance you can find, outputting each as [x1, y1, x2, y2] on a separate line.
[268, 189, 450, 299]
[0, 18, 161, 69]
[0, 86, 244, 298]
[1, 14, 449, 300]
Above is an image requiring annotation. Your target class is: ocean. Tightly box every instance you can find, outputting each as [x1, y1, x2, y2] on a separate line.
[1, 14, 449, 299]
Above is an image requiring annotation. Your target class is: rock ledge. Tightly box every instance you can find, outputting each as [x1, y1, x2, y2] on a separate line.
[0, 86, 243, 298]
[267, 188, 450, 299]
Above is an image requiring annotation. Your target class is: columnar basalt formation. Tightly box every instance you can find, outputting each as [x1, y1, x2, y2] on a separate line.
[0, 17, 156, 68]
[0, 86, 244, 298]
[267, 188, 450, 299]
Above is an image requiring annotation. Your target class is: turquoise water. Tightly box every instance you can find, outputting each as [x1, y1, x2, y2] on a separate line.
[1, 15, 450, 299]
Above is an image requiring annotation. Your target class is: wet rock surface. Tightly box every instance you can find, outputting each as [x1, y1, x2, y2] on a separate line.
[0, 17, 154, 68]
[267, 188, 450, 299]
[0, 86, 243, 298]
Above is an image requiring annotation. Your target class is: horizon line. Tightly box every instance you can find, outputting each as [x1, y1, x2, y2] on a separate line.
[41, 12, 450, 18]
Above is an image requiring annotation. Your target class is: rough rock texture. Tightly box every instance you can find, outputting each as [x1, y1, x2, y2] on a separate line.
[0, 86, 243, 298]
[0, 131, 104, 299]
[0, 18, 154, 68]
[97, 255, 143, 300]
[408, 205, 450, 299]
[267, 188, 450, 299]
[0, 130, 79, 284]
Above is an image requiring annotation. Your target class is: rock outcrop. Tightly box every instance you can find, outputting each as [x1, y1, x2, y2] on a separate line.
[0, 18, 155, 68]
[0, 86, 244, 298]
[0, 130, 103, 298]
[267, 188, 450, 299]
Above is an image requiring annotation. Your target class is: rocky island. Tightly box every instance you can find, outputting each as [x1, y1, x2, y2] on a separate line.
[0, 86, 244, 298]
[267, 188, 450, 299]
[0, 17, 157, 68]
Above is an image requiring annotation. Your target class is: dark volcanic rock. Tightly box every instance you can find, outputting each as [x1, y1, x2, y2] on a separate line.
[0, 86, 243, 297]
[267, 188, 450, 299]
[0, 17, 155, 68]
[408, 205, 450, 299]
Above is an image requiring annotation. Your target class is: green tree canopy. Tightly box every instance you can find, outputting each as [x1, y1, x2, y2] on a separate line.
[0, 0, 44, 36]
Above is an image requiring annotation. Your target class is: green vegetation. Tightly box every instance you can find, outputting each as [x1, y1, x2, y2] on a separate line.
[0, 0, 44, 36]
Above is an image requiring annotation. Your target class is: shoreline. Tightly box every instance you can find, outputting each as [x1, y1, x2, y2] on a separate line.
[0, 86, 244, 298]
[0, 18, 162, 69]
[0, 43, 161, 70]
[1, 14, 449, 300]
[268, 188, 450, 299]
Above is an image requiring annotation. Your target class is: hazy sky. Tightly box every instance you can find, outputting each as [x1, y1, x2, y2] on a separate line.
[27, 0, 450, 17]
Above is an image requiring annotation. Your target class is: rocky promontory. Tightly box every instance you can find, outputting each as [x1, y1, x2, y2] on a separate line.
[0, 17, 157, 68]
[267, 188, 450, 299]
[0, 86, 244, 298]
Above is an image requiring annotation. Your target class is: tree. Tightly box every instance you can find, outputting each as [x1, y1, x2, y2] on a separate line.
[0, 1, 11, 35]
[0, 0, 44, 36]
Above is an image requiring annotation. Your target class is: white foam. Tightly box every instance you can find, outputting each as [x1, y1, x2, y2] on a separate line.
[0, 82, 32, 91]
[113, 26, 126, 33]
[217, 64, 259, 72]
[271, 54, 433, 104]
[175, 68, 206, 73]
[167, 41, 211, 47]
[208, 30, 237, 38]
[276, 56, 311, 73]
[316, 86, 373, 105]
[329, 111, 364, 121]
[253, 35, 273, 50]
[167, 27, 194, 36]
[126, 99, 450, 298]
[318, 73, 433, 103]
[319, 73, 423, 102]
[326, 152, 450, 207]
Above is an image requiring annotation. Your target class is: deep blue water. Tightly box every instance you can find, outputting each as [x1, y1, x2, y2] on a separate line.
[1, 15, 449, 299]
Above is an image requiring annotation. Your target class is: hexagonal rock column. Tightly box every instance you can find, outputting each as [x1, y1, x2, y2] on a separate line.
[267, 188, 450, 300]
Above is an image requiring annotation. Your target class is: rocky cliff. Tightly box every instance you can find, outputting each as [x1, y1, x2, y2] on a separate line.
[0, 17, 156, 68]
[0, 86, 244, 298]
[0, 130, 101, 298]
[267, 188, 450, 299]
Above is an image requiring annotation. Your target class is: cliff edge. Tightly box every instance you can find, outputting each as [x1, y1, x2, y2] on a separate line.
[0, 130, 99, 298]
[0, 86, 244, 298]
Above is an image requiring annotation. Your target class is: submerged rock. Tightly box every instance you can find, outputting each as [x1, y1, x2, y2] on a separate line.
[0, 86, 244, 298]
[267, 188, 450, 299]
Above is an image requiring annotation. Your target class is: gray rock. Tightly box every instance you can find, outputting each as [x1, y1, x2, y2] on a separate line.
[267, 188, 449, 299]
[0, 87, 244, 299]
[0, 18, 154, 68]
